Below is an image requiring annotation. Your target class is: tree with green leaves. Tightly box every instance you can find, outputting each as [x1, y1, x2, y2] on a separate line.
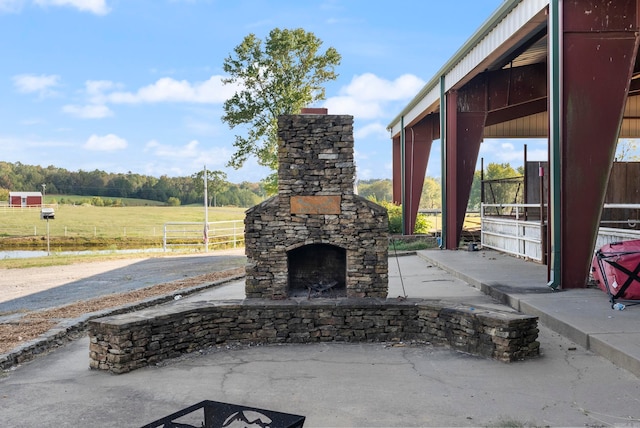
[209, 171, 229, 207]
[468, 162, 523, 211]
[358, 179, 392, 202]
[222, 28, 341, 192]
[192, 169, 229, 207]
[616, 139, 640, 161]
[419, 177, 441, 210]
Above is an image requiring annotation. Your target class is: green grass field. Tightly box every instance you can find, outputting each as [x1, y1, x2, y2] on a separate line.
[0, 204, 246, 249]
[0, 197, 475, 268]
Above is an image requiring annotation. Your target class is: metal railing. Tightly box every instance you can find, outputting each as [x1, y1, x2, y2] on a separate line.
[163, 220, 244, 252]
[481, 203, 640, 263]
[480, 203, 545, 262]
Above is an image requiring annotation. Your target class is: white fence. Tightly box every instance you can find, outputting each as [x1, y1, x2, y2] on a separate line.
[0, 224, 162, 238]
[481, 203, 640, 263]
[163, 220, 244, 252]
[481, 203, 545, 262]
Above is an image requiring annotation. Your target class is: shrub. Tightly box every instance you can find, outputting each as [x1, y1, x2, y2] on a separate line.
[378, 201, 430, 234]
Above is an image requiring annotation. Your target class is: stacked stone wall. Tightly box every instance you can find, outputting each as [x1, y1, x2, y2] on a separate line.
[89, 299, 539, 374]
[244, 114, 388, 299]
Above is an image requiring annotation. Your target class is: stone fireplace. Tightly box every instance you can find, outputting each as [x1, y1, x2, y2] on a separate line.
[244, 111, 389, 299]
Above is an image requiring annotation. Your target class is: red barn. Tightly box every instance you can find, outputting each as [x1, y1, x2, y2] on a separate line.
[9, 192, 43, 207]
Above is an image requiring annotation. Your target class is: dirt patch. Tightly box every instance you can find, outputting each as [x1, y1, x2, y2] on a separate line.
[0, 267, 244, 355]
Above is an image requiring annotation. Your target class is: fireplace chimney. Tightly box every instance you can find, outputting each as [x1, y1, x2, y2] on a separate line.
[244, 113, 389, 299]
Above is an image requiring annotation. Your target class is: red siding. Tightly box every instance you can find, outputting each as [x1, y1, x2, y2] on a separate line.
[26, 196, 41, 206]
[9, 195, 42, 207]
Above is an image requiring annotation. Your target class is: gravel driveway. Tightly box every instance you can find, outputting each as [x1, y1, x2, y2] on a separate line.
[0, 249, 246, 320]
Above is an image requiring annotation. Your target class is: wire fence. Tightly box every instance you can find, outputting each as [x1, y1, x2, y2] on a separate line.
[0, 223, 164, 238]
[163, 220, 245, 251]
[0, 206, 245, 248]
[481, 176, 524, 215]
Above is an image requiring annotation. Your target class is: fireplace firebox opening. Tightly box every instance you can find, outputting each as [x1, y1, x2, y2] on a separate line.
[287, 244, 346, 298]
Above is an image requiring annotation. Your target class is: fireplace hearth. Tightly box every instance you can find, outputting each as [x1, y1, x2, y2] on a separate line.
[287, 243, 346, 297]
[244, 111, 389, 299]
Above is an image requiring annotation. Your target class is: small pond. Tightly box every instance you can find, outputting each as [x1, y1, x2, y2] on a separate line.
[0, 248, 167, 260]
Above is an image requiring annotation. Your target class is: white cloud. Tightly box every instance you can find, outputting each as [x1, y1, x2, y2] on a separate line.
[354, 122, 388, 140]
[323, 96, 383, 119]
[341, 73, 424, 101]
[0, 0, 24, 13]
[144, 138, 237, 173]
[145, 139, 201, 158]
[85, 80, 120, 103]
[184, 116, 220, 136]
[106, 75, 236, 104]
[20, 118, 43, 125]
[13, 73, 60, 97]
[523, 148, 548, 162]
[83, 134, 127, 151]
[139, 138, 242, 179]
[34, 0, 110, 15]
[324, 73, 424, 119]
[63, 104, 113, 118]
[356, 167, 373, 180]
[0, 135, 74, 150]
[144, 140, 231, 169]
[501, 142, 515, 151]
[145, 139, 160, 150]
[479, 139, 548, 165]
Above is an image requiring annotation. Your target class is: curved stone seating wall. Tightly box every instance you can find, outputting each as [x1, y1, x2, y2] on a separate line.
[88, 299, 539, 374]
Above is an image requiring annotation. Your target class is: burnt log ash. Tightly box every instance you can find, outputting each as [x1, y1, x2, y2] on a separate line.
[306, 279, 339, 299]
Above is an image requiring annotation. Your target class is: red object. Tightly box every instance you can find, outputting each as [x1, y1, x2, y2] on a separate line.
[592, 240, 640, 302]
[9, 192, 42, 207]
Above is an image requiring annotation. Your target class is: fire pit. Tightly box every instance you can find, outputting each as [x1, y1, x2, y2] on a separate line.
[141, 400, 305, 428]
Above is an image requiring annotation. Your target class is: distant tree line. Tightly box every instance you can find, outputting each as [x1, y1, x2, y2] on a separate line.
[358, 163, 527, 212]
[0, 160, 529, 211]
[357, 177, 442, 210]
[0, 161, 266, 207]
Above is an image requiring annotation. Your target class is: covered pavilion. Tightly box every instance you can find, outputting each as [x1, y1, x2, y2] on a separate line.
[388, 0, 640, 289]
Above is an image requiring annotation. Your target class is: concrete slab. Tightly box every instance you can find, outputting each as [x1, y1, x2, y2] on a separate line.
[418, 248, 640, 377]
[589, 332, 640, 377]
[387, 253, 505, 306]
[2, 251, 640, 426]
[3, 324, 640, 427]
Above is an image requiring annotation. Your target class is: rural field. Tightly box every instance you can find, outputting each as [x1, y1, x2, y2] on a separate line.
[0, 202, 246, 256]
[0, 197, 464, 269]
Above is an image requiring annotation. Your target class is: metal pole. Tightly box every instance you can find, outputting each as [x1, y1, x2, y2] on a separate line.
[547, 0, 562, 289]
[539, 162, 546, 266]
[400, 116, 406, 235]
[480, 157, 484, 205]
[439, 75, 447, 249]
[523, 144, 528, 221]
[46, 218, 50, 256]
[203, 165, 209, 252]
[163, 223, 167, 252]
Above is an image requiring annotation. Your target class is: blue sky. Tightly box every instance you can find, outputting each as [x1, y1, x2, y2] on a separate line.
[1, 0, 546, 183]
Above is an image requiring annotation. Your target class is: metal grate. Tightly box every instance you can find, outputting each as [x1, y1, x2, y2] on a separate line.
[141, 400, 305, 428]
